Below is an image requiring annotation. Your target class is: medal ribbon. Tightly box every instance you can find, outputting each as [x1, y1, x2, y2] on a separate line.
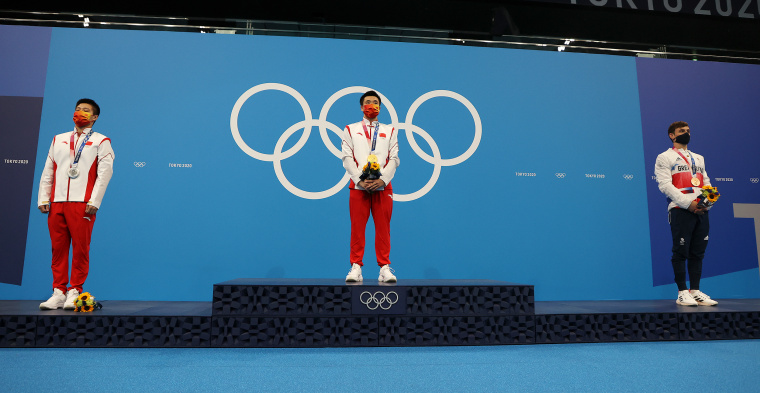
[361, 121, 381, 154]
[70, 130, 94, 168]
[672, 148, 697, 177]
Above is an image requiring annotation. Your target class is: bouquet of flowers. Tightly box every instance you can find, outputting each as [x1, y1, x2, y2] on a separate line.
[360, 154, 382, 181]
[74, 292, 102, 312]
[696, 185, 720, 208]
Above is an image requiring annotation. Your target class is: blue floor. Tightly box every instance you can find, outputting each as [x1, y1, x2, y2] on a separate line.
[3, 340, 759, 392]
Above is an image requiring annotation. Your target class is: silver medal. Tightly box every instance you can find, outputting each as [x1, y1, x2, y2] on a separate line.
[67, 167, 80, 178]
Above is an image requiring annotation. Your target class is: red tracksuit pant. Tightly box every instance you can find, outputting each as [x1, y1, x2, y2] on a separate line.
[48, 202, 96, 293]
[349, 188, 393, 266]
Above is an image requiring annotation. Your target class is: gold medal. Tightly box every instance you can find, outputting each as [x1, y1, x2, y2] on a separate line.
[691, 177, 701, 187]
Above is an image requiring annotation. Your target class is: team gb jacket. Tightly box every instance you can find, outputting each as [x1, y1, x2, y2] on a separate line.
[654, 147, 710, 211]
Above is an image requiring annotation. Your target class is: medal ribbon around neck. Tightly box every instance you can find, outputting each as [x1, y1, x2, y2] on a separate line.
[70, 130, 94, 169]
[672, 147, 697, 177]
[361, 121, 381, 154]
[672, 147, 701, 186]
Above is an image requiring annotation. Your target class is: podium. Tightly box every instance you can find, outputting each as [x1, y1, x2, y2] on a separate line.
[2, 278, 759, 347]
[211, 279, 535, 347]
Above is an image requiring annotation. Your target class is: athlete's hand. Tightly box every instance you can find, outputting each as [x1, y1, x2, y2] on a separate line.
[688, 200, 706, 215]
[365, 179, 385, 192]
[361, 179, 383, 192]
[361, 179, 373, 193]
[85, 205, 98, 215]
[38, 205, 49, 214]
[359, 179, 377, 193]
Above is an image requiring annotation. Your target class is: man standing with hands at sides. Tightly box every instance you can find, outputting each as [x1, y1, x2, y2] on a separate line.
[341, 91, 400, 283]
[655, 121, 718, 307]
[38, 98, 115, 310]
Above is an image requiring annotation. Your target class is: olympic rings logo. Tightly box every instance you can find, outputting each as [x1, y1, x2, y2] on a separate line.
[133, 162, 146, 167]
[555, 173, 566, 178]
[230, 83, 482, 201]
[751, 178, 759, 184]
[623, 174, 634, 180]
[359, 291, 399, 310]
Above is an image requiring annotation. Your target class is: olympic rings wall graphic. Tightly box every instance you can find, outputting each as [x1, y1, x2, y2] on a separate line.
[230, 83, 482, 201]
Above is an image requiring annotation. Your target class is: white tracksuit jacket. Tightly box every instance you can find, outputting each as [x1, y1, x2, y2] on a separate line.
[341, 119, 400, 191]
[654, 147, 710, 212]
[38, 128, 115, 209]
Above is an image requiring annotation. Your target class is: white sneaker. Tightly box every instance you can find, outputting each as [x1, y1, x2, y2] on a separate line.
[676, 290, 698, 306]
[378, 265, 397, 283]
[39, 288, 66, 310]
[63, 289, 79, 310]
[345, 264, 363, 282]
[690, 289, 718, 306]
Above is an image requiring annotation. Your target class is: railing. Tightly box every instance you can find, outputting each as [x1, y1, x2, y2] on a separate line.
[2, 10, 759, 64]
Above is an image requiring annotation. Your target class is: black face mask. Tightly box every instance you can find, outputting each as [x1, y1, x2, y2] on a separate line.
[674, 133, 690, 145]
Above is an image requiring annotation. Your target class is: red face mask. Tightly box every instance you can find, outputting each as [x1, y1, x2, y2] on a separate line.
[73, 111, 92, 127]
[362, 104, 380, 119]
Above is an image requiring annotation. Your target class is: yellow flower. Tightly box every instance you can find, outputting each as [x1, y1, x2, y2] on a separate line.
[78, 292, 91, 301]
[707, 193, 718, 202]
[371, 163, 380, 171]
[83, 305, 94, 312]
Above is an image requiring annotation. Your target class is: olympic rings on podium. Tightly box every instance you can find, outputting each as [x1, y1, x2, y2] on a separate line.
[360, 291, 399, 310]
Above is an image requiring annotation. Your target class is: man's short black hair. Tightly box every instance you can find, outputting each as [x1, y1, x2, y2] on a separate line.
[76, 98, 100, 116]
[359, 91, 381, 106]
[668, 121, 688, 135]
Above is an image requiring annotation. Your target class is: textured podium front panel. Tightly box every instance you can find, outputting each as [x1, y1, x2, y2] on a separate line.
[535, 313, 680, 344]
[35, 316, 109, 347]
[34, 316, 212, 347]
[212, 279, 535, 317]
[735, 312, 760, 339]
[405, 286, 534, 315]
[678, 312, 756, 341]
[0, 316, 37, 347]
[213, 285, 352, 316]
[378, 315, 535, 346]
[211, 316, 378, 347]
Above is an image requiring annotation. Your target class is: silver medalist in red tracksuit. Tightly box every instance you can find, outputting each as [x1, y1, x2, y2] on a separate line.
[38, 128, 115, 293]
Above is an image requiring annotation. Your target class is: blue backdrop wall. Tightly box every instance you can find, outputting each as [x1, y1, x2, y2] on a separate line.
[1, 25, 758, 301]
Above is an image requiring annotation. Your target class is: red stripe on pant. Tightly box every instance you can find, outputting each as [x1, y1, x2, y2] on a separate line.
[349, 188, 392, 266]
[48, 202, 96, 293]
